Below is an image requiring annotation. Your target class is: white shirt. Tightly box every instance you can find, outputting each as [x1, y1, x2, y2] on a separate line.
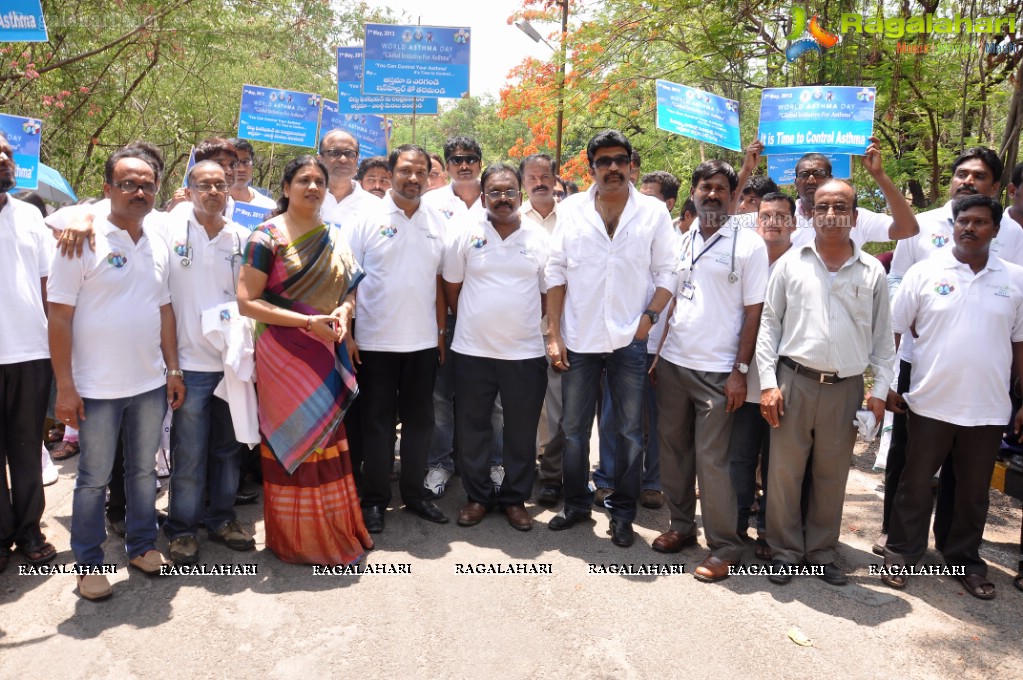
[893, 250, 1023, 426]
[165, 208, 248, 371]
[660, 218, 769, 372]
[0, 197, 54, 364]
[444, 217, 549, 360]
[48, 218, 171, 399]
[321, 181, 381, 226]
[743, 248, 793, 402]
[791, 199, 894, 249]
[890, 200, 1023, 363]
[756, 240, 895, 401]
[202, 302, 259, 447]
[237, 187, 277, 211]
[545, 185, 678, 353]
[521, 200, 558, 234]
[45, 198, 170, 237]
[422, 182, 485, 222]
[346, 193, 446, 352]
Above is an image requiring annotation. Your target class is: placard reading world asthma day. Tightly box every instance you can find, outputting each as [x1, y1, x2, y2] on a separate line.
[321, 99, 390, 159]
[758, 86, 876, 155]
[768, 153, 852, 184]
[237, 85, 321, 148]
[363, 23, 471, 99]
[655, 80, 741, 152]
[0, 1, 48, 42]
[337, 47, 438, 115]
[0, 112, 42, 190]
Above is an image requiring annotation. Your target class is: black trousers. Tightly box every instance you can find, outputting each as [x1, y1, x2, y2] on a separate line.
[883, 360, 955, 539]
[357, 349, 437, 507]
[0, 359, 52, 551]
[885, 411, 1002, 576]
[453, 353, 546, 507]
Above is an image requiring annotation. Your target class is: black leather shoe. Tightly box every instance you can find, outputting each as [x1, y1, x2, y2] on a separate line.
[816, 562, 849, 586]
[362, 505, 385, 534]
[547, 508, 592, 531]
[234, 487, 260, 506]
[607, 519, 634, 547]
[404, 499, 449, 524]
[768, 559, 794, 584]
[536, 484, 561, 508]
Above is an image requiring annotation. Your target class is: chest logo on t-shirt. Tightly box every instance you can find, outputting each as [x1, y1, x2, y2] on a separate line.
[107, 252, 128, 268]
[379, 225, 398, 238]
[470, 235, 487, 249]
[173, 240, 188, 257]
[931, 234, 949, 248]
[440, 208, 455, 219]
[991, 284, 1011, 298]
[933, 279, 955, 295]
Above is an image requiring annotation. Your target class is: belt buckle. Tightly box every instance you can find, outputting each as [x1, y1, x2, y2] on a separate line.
[819, 372, 827, 384]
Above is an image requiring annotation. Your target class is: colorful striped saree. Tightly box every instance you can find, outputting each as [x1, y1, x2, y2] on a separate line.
[243, 221, 373, 565]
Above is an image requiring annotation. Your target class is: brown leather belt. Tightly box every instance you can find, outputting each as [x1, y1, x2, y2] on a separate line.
[780, 356, 846, 385]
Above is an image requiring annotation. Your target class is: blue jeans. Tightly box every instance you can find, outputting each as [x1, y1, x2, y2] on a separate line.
[165, 371, 242, 538]
[429, 313, 503, 471]
[562, 338, 647, 522]
[71, 386, 166, 565]
[594, 353, 660, 491]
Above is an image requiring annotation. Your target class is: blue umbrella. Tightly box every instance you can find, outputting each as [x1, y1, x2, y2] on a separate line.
[35, 162, 78, 204]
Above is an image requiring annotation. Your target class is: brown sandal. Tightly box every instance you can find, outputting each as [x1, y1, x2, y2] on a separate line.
[880, 572, 907, 589]
[956, 573, 996, 600]
[51, 440, 80, 460]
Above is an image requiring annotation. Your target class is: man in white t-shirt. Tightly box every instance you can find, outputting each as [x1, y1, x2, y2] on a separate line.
[346, 144, 449, 532]
[318, 129, 380, 226]
[0, 132, 57, 571]
[227, 138, 277, 215]
[443, 164, 549, 531]
[882, 195, 1023, 600]
[545, 130, 677, 548]
[49, 146, 185, 600]
[1007, 162, 1023, 231]
[162, 161, 255, 565]
[653, 160, 769, 582]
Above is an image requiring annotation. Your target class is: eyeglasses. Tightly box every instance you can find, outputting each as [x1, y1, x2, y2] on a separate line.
[592, 154, 631, 169]
[553, 190, 567, 199]
[796, 169, 831, 180]
[113, 180, 158, 196]
[236, 159, 254, 167]
[448, 155, 480, 166]
[321, 148, 358, 160]
[485, 189, 520, 201]
[812, 203, 852, 215]
[193, 182, 229, 193]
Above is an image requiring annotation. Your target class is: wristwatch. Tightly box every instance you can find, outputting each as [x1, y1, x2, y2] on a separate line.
[167, 369, 184, 378]
[733, 362, 749, 375]
[643, 309, 659, 324]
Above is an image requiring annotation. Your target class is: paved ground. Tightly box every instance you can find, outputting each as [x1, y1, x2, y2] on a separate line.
[1, 436, 1021, 679]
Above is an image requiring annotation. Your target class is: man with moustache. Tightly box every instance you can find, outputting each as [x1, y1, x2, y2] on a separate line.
[878, 147, 1023, 556]
[758, 179, 894, 587]
[0, 131, 57, 572]
[881, 195, 1023, 600]
[653, 160, 768, 581]
[545, 130, 677, 547]
[356, 156, 391, 199]
[519, 154, 564, 506]
[318, 129, 380, 225]
[347, 144, 448, 532]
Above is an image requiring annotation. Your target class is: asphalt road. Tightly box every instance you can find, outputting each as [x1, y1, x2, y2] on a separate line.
[1, 437, 1021, 679]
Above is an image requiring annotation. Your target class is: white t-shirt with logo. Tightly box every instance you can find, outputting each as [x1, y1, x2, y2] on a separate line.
[0, 197, 54, 364]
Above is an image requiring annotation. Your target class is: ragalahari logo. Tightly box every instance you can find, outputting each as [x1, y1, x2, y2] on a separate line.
[785, 8, 842, 61]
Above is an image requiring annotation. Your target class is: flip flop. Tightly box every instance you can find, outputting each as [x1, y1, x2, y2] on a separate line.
[47, 426, 65, 444]
[20, 541, 57, 565]
[880, 572, 907, 589]
[956, 573, 996, 600]
[51, 440, 80, 460]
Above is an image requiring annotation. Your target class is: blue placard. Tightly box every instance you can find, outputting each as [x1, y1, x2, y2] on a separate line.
[0, 1, 47, 42]
[757, 86, 875, 156]
[768, 153, 852, 184]
[655, 80, 741, 152]
[321, 99, 390, 159]
[232, 201, 273, 230]
[337, 47, 438, 115]
[180, 146, 195, 188]
[0, 112, 42, 190]
[237, 85, 321, 148]
[363, 23, 471, 98]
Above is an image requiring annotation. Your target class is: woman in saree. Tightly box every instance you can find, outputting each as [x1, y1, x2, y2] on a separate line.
[237, 155, 372, 565]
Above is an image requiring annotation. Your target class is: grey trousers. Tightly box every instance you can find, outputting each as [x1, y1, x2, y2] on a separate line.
[655, 360, 743, 562]
[766, 361, 863, 565]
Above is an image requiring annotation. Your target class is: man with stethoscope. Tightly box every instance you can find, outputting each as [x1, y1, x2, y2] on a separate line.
[652, 159, 769, 583]
[161, 160, 254, 565]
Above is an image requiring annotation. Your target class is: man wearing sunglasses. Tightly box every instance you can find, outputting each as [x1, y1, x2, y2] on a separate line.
[318, 129, 380, 226]
[545, 130, 677, 548]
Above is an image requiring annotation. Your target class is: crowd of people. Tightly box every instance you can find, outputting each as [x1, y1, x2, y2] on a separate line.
[1, 124, 1022, 603]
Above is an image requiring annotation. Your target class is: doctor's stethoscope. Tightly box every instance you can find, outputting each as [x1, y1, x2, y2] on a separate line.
[682, 222, 739, 285]
[178, 226, 243, 286]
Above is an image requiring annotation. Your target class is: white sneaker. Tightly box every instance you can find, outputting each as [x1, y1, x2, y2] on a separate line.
[490, 465, 505, 494]
[155, 448, 171, 478]
[41, 445, 58, 486]
[424, 466, 452, 498]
